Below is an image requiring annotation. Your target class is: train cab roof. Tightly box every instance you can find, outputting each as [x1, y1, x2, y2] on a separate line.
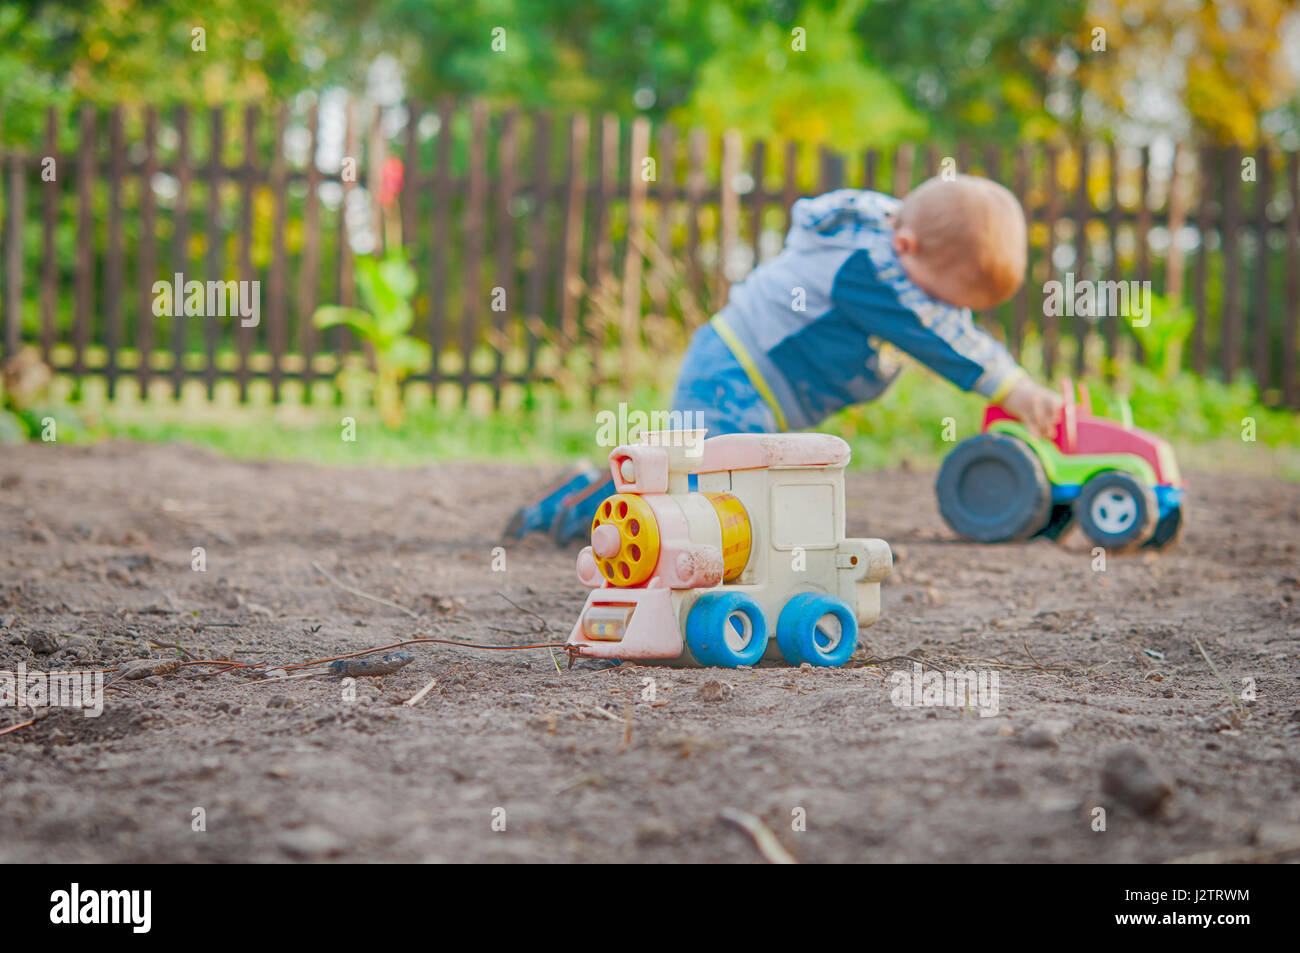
[691, 433, 850, 473]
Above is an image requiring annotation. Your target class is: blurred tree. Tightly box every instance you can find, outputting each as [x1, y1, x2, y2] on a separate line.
[2, 0, 1295, 149]
[0, 4, 72, 143]
[1074, 0, 1300, 145]
[854, 0, 1089, 141]
[675, 0, 925, 149]
[359, 0, 760, 115]
[0, 0, 352, 142]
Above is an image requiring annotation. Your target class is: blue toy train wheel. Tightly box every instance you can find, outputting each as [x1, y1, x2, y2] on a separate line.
[685, 591, 769, 667]
[776, 593, 858, 667]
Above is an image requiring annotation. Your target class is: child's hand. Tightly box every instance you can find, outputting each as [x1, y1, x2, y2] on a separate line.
[1002, 378, 1063, 440]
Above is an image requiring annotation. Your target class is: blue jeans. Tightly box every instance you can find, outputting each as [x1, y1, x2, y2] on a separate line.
[671, 322, 780, 436]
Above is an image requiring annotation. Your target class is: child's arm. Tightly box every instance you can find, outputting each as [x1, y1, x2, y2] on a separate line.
[831, 253, 1061, 436]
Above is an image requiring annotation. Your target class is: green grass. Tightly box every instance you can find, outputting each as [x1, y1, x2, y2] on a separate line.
[11, 342, 1300, 479]
[77, 364, 1300, 482]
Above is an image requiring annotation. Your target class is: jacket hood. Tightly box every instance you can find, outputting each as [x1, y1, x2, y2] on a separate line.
[786, 189, 901, 252]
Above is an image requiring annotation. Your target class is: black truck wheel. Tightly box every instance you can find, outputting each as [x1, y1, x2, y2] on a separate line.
[1035, 504, 1076, 542]
[1144, 504, 1184, 549]
[936, 433, 1052, 543]
[1075, 471, 1158, 550]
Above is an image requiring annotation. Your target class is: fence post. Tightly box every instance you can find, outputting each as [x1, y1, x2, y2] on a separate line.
[1221, 145, 1242, 380]
[892, 143, 914, 197]
[748, 139, 766, 270]
[428, 96, 453, 393]
[106, 107, 124, 398]
[461, 100, 487, 405]
[171, 105, 191, 399]
[1164, 144, 1191, 374]
[136, 107, 159, 397]
[559, 113, 589, 350]
[493, 108, 518, 407]
[685, 128, 707, 310]
[1073, 139, 1091, 376]
[1192, 145, 1214, 375]
[1253, 145, 1273, 390]
[204, 107, 223, 399]
[269, 103, 288, 402]
[1285, 152, 1299, 407]
[1042, 143, 1060, 372]
[524, 111, 552, 380]
[622, 116, 650, 383]
[300, 101, 322, 399]
[1012, 143, 1030, 359]
[236, 105, 256, 402]
[717, 130, 742, 308]
[73, 106, 95, 385]
[40, 108, 58, 365]
[336, 97, 359, 368]
[782, 141, 799, 232]
[4, 152, 23, 361]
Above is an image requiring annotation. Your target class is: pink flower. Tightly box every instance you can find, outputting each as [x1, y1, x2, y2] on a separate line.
[378, 157, 405, 209]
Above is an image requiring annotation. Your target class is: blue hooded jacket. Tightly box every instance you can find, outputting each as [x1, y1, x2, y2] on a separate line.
[710, 189, 1026, 431]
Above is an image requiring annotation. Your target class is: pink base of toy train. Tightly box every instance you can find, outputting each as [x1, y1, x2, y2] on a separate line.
[565, 585, 685, 660]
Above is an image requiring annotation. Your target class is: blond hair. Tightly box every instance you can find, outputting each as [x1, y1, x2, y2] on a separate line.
[898, 175, 1027, 305]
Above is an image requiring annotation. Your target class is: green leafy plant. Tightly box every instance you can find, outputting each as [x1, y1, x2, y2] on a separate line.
[313, 251, 429, 427]
[1129, 293, 1196, 382]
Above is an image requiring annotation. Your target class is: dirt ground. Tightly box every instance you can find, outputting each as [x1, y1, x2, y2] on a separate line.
[1, 441, 1298, 863]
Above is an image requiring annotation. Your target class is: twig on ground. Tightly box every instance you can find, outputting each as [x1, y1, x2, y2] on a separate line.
[1021, 639, 1047, 671]
[496, 592, 552, 635]
[0, 719, 36, 737]
[312, 561, 420, 619]
[1194, 639, 1246, 716]
[149, 638, 198, 661]
[853, 654, 932, 669]
[719, 808, 798, 864]
[246, 671, 330, 686]
[404, 677, 439, 707]
[620, 701, 633, 752]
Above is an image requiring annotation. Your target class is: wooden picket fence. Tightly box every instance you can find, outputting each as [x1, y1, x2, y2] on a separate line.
[0, 97, 1298, 407]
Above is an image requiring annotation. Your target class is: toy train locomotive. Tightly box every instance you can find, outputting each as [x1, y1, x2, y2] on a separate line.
[936, 380, 1185, 550]
[565, 431, 892, 668]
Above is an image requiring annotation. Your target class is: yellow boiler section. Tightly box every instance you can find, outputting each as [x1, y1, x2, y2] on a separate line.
[703, 492, 751, 582]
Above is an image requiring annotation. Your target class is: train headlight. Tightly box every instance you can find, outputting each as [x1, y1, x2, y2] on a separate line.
[581, 604, 635, 641]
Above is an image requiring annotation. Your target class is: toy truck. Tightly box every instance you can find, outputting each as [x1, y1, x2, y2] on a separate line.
[565, 431, 893, 668]
[936, 380, 1185, 550]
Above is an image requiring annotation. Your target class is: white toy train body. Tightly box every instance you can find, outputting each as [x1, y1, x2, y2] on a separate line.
[565, 431, 892, 668]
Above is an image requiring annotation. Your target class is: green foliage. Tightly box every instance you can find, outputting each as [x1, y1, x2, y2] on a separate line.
[854, 0, 1088, 140]
[3, 0, 1296, 149]
[675, 1, 924, 149]
[1128, 293, 1196, 382]
[0, 5, 71, 144]
[366, 0, 738, 115]
[313, 250, 430, 426]
[0, 0, 348, 142]
[0, 408, 27, 445]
